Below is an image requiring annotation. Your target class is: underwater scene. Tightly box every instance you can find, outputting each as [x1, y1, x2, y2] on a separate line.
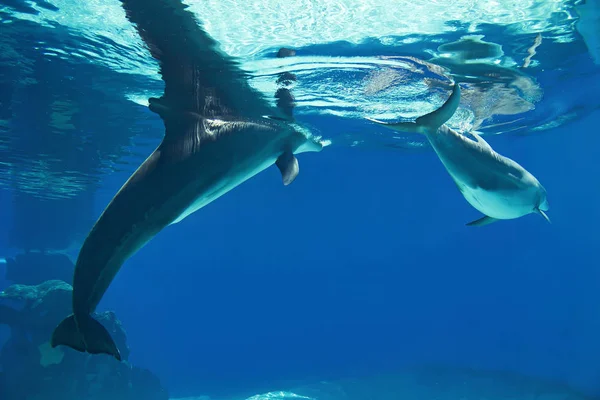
[1, 0, 600, 399]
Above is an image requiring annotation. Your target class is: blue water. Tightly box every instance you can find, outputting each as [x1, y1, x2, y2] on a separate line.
[88, 110, 600, 397]
[1, 0, 600, 399]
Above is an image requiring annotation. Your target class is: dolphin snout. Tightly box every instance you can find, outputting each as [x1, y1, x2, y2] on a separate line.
[538, 196, 549, 211]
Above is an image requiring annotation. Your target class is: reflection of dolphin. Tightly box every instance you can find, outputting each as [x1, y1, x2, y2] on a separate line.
[51, 0, 324, 360]
[367, 84, 550, 227]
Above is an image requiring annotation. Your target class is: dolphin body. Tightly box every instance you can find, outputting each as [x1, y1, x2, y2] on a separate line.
[51, 0, 323, 360]
[367, 83, 550, 227]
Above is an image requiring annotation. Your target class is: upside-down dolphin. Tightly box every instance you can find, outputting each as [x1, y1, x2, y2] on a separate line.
[51, 0, 324, 360]
[367, 83, 550, 227]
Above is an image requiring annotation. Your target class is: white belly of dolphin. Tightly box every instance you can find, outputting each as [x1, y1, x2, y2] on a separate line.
[170, 155, 277, 225]
[461, 185, 533, 220]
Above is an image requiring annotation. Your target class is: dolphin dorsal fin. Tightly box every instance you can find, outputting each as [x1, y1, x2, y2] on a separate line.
[365, 83, 461, 135]
[414, 83, 461, 133]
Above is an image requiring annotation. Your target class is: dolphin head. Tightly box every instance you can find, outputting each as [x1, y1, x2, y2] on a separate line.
[533, 186, 551, 223]
[538, 195, 549, 212]
[535, 183, 549, 212]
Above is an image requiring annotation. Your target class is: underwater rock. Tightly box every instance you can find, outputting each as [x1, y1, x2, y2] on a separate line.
[0, 279, 167, 400]
[0, 278, 72, 304]
[0, 280, 130, 359]
[38, 340, 65, 366]
[4, 251, 75, 285]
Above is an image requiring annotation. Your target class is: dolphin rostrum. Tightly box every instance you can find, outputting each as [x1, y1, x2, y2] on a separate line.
[51, 0, 324, 360]
[367, 83, 550, 227]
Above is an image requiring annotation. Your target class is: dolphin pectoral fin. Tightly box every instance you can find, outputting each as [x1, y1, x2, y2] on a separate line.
[51, 314, 122, 361]
[276, 151, 299, 186]
[466, 215, 499, 227]
[535, 208, 551, 224]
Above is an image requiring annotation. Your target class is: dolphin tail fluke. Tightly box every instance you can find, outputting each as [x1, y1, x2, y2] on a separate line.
[51, 314, 85, 352]
[366, 83, 461, 134]
[535, 208, 551, 223]
[51, 314, 122, 361]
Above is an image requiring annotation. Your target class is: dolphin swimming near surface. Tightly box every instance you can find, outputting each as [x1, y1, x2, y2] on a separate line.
[367, 83, 550, 227]
[51, 0, 324, 360]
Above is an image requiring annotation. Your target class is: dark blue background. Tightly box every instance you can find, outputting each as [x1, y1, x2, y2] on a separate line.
[1, 110, 599, 398]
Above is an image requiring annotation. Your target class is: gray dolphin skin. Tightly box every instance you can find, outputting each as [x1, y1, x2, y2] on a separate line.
[51, 0, 324, 360]
[367, 83, 550, 227]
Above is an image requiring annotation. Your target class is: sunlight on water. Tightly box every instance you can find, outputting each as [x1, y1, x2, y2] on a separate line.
[0, 0, 598, 200]
[186, 0, 580, 57]
[1, 0, 583, 60]
[246, 392, 314, 400]
[0, 0, 582, 137]
[243, 54, 537, 138]
[169, 392, 315, 400]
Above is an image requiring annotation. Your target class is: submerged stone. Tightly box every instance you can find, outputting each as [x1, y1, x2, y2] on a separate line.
[0, 279, 168, 400]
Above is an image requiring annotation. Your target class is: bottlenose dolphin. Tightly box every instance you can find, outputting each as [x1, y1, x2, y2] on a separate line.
[367, 83, 550, 227]
[51, 0, 324, 360]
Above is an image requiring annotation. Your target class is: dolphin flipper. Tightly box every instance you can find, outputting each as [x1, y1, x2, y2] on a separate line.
[536, 208, 551, 223]
[276, 151, 299, 185]
[51, 314, 122, 361]
[366, 83, 461, 134]
[466, 215, 499, 227]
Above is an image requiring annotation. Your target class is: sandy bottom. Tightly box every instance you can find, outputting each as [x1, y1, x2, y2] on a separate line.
[169, 366, 593, 400]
